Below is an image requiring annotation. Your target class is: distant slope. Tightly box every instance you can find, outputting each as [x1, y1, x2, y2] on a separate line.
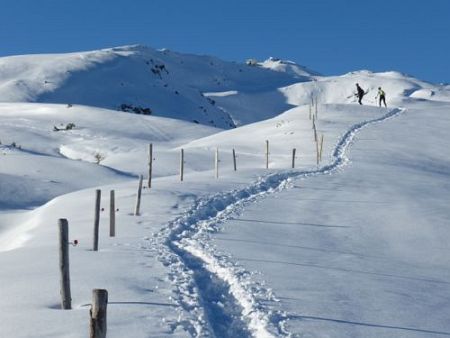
[1, 45, 447, 130]
[0, 45, 315, 128]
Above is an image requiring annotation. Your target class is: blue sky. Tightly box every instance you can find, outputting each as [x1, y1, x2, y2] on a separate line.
[1, 0, 449, 83]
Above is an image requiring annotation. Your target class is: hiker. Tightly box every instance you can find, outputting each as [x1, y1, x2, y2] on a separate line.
[355, 83, 365, 105]
[376, 87, 387, 107]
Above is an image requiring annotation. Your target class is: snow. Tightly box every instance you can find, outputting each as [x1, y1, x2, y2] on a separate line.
[0, 46, 449, 337]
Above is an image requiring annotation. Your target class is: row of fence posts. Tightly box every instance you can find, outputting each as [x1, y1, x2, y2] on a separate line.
[176, 142, 298, 180]
[58, 156, 157, 336]
[59, 217, 108, 337]
[58, 101, 326, 336]
[58, 181, 124, 336]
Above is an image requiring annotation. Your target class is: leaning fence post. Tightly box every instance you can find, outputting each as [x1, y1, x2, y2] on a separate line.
[58, 218, 71, 310]
[232, 148, 237, 171]
[292, 148, 296, 169]
[319, 134, 324, 162]
[312, 116, 317, 143]
[93, 189, 101, 251]
[315, 97, 318, 119]
[180, 148, 184, 182]
[265, 140, 269, 169]
[134, 175, 143, 216]
[89, 289, 108, 338]
[315, 139, 320, 166]
[214, 147, 219, 179]
[109, 190, 115, 237]
[148, 143, 153, 188]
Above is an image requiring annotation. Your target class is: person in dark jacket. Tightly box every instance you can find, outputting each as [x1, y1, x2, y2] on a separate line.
[356, 83, 365, 105]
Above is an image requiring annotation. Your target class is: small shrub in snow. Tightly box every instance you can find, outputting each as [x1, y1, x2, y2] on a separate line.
[94, 152, 106, 164]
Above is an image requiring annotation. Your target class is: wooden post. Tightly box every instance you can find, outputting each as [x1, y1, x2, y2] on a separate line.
[319, 134, 324, 162]
[232, 148, 237, 171]
[316, 139, 320, 166]
[292, 148, 296, 169]
[134, 175, 143, 216]
[265, 140, 269, 169]
[58, 218, 71, 310]
[93, 189, 101, 251]
[148, 143, 153, 188]
[313, 118, 318, 143]
[315, 97, 318, 119]
[89, 289, 108, 338]
[214, 147, 219, 179]
[109, 190, 115, 237]
[180, 148, 184, 182]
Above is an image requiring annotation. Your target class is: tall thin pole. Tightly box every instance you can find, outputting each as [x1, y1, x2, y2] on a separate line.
[93, 189, 101, 251]
[232, 148, 237, 171]
[265, 140, 269, 169]
[316, 139, 320, 166]
[214, 147, 219, 179]
[58, 218, 71, 309]
[292, 148, 296, 169]
[319, 134, 324, 162]
[148, 143, 153, 188]
[109, 190, 115, 237]
[134, 175, 143, 216]
[180, 149, 184, 181]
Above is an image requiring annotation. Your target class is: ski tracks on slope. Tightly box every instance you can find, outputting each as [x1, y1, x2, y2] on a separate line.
[152, 107, 404, 337]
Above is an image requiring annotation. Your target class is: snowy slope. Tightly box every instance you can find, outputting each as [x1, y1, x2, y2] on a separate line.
[212, 100, 450, 338]
[0, 45, 315, 128]
[0, 45, 449, 338]
[0, 102, 219, 210]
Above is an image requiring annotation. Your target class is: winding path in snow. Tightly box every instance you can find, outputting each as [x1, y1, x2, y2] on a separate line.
[156, 107, 404, 337]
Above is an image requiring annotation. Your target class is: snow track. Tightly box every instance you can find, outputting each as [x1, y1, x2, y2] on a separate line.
[155, 107, 404, 337]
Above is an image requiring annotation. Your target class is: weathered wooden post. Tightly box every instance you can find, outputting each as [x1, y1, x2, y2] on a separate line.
[180, 148, 184, 182]
[265, 140, 269, 169]
[315, 139, 320, 166]
[319, 134, 324, 162]
[232, 148, 237, 171]
[292, 148, 296, 169]
[109, 190, 115, 237]
[315, 97, 318, 119]
[58, 218, 71, 310]
[93, 189, 101, 251]
[134, 175, 143, 216]
[312, 116, 317, 143]
[89, 289, 108, 338]
[148, 143, 153, 188]
[214, 147, 219, 179]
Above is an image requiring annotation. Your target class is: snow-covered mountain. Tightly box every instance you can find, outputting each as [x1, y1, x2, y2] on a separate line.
[1, 46, 450, 338]
[0, 45, 317, 128]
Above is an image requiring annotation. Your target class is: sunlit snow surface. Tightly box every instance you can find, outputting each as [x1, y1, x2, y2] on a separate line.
[0, 46, 449, 337]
